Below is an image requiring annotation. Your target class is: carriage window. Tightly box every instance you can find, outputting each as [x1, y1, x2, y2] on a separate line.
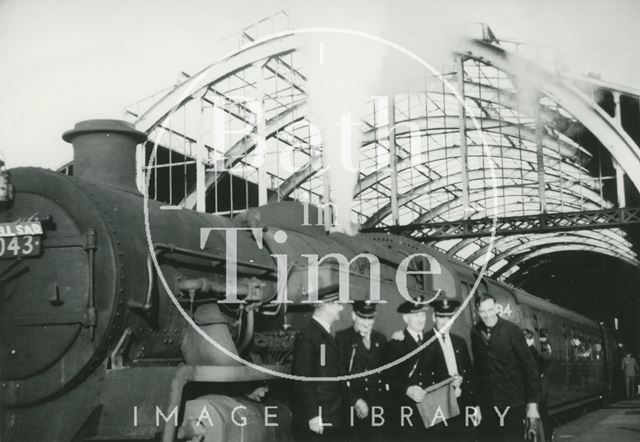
[593, 339, 603, 360]
[538, 327, 551, 356]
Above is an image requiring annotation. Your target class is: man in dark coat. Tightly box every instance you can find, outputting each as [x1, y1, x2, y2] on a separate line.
[422, 298, 478, 439]
[525, 328, 552, 439]
[291, 289, 346, 441]
[336, 301, 389, 440]
[385, 296, 431, 439]
[471, 293, 541, 442]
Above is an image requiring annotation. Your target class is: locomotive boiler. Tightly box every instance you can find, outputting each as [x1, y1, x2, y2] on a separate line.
[0, 119, 619, 441]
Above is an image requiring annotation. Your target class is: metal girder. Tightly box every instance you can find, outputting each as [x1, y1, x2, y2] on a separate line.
[466, 82, 570, 127]
[179, 101, 307, 208]
[354, 144, 592, 197]
[411, 185, 609, 225]
[460, 39, 640, 193]
[268, 81, 576, 196]
[361, 207, 640, 240]
[278, 109, 588, 200]
[362, 169, 607, 227]
[446, 225, 632, 260]
[469, 230, 636, 267]
[487, 236, 634, 270]
[361, 115, 589, 160]
[562, 72, 640, 100]
[418, 80, 572, 129]
[135, 34, 298, 132]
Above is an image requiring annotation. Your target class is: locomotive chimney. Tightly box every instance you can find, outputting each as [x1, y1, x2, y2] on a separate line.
[62, 119, 147, 192]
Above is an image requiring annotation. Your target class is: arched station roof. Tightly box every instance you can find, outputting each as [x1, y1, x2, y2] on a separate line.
[124, 20, 640, 279]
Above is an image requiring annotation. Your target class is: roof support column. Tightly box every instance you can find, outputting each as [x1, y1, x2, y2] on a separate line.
[457, 56, 470, 219]
[535, 97, 547, 212]
[196, 91, 207, 212]
[613, 91, 626, 207]
[257, 65, 268, 206]
[388, 95, 400, 225]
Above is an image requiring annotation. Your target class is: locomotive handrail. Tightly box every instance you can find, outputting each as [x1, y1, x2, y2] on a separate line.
[127, 250, 164, 313]
[153, 243, 276, 275]
[128, 243, 277, 314]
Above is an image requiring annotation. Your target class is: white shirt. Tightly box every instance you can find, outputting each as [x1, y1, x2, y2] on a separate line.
[312, 316, 333, 335]
[407, 329, 423, 344]
[435, 328, 461, 397]
[435, 329, 459, 376]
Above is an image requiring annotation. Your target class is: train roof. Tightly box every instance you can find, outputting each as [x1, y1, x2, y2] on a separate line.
[512, 288, 600, 329]
[440, 247, 601, 330]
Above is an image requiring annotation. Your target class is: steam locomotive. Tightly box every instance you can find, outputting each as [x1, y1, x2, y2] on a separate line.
[0, 120, 617, 441]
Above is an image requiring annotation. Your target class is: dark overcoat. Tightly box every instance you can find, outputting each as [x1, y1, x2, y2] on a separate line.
[291, 319, 346, 429]
[470, 316, 540, 410]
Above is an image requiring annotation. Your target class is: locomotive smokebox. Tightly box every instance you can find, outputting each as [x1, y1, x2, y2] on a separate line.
[62, 119, 147, 192]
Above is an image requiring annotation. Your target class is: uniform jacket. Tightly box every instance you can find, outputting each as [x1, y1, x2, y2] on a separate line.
[335, 327, 388, 408]
[385, 329, 429, 411]
[291, 319, 346, 428]
[471, 316, 540, 409]
[422, 329, 476, 407]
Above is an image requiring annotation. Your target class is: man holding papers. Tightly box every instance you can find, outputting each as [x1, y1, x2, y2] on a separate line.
[422, 298, 479, 440]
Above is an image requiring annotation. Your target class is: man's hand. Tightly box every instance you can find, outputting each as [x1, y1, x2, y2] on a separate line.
[406, 385, 426, 403]
[245, 385, 269, 402]
[392, 330, 404, 341]
[308, 416, 323, 434]
[452, 374, 463, 388]
[474, 406, 482, 425]
[355, 398, 369, 419]
[525, 402, 540, 419]
[177, 418, 205, 441]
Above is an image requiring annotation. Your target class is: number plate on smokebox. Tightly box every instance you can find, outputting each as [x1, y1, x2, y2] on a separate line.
[0, 221, 42, 259]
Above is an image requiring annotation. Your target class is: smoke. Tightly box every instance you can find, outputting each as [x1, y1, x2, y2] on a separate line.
[289, 0, 640, 235]
[293, 0, 467, 235]
[293, 2, 384, 234]
[299, 31, 385, 235]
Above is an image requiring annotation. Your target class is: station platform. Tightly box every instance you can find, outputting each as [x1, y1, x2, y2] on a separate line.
[554, 399, 640, 442]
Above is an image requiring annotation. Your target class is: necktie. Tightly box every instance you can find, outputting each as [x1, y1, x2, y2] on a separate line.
[417, 333, 423, 343]
[362, 334, 371, 350]
[481, 326, 493, 344]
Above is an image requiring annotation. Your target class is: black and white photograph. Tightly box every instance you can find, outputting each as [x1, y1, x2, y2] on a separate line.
[1, 1, 639, 441]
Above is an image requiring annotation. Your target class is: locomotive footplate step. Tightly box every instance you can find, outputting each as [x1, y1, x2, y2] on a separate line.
[554, 399, 640, 441]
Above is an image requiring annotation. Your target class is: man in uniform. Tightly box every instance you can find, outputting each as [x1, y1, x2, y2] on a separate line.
[385, 296, 430, 439]
[524, 327, 552, 438]
[471, 293, 541, 442]
[336, 301, 389, 440]
[291, 289, 346, 441]
[422, 298, 478, 440]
